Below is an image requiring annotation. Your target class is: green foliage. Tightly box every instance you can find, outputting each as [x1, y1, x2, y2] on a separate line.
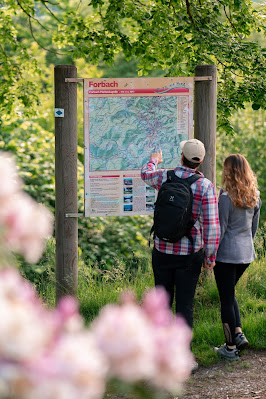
[0, 2, 41, 117]
[0, 119, 55, 208]
[78, 215, 152, 265]
[246, 260, 266, 299]
[1, 0, 265, 131]
[19, 238, 56, 285]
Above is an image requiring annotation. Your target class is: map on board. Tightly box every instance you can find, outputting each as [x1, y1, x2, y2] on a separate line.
[88, 96, 188, 171]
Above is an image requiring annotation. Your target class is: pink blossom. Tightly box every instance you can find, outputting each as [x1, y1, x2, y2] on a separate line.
[0, 193, 53, 263]
[1, 334, 108, 399]
[120, 289, 137, 305]
[0, 266, 194, 397]
[0, 151, 53, 264]
[150, 317, 194, 391]
[0, 269, 107, 399]
[53, 296, 84, 334]
[18, 333, 108, 399]
[0, 268, 58, 362]
[0, 152, 22, 202]
[142, 288, 194, 391]
[142, 286, 173, 326]
[91, 303, 156, 382]
[49, 332, 108, 399]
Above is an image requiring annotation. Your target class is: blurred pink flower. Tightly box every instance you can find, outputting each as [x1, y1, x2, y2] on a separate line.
[0, 151, 53, 264]
[2, 331, 108, 399]
[142, 286, 173, 326]
[0, 270, 81, 364]
[0, 269, 107, 399]
[142, 288, 194, 391]
[91, 303, 156, 382]
[53, 296, 84, 334]
[91, 287, 194, 393]
[0, 152, 22, 202]
[49, 332, 108, 399]
[120, 289, 136, 305]
[150, 317, 194, 391]
[0, 192, 53, 263]
[0, 234, 194, 397]
[0, 268, 58, 362]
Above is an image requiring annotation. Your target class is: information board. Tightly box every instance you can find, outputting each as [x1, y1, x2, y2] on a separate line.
[84, 77, 193, 217]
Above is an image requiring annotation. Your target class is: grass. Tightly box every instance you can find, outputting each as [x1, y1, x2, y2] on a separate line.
[31, 237, 266, 367]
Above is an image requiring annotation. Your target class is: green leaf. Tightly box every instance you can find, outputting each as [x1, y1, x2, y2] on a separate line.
[252, 103, 261, 110]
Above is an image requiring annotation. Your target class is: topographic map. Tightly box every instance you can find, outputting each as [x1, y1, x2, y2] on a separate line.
[88, 96, 188, 171]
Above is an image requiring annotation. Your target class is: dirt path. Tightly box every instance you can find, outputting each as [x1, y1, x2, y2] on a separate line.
[105, 350, 265, 399]
[176, 350, 266, 399]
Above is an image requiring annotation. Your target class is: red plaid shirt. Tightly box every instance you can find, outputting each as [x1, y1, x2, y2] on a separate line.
[141, 159, 220, 263]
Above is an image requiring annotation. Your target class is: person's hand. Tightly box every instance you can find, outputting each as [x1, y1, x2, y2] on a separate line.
[204, 259, 215, 270]
[150, 149, 163, 164]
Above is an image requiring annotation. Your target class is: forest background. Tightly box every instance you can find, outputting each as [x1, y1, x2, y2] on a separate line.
[0, 0, 265, 281]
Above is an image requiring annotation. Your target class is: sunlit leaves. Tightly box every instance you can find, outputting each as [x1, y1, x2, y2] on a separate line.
[1, 0, 265, 124]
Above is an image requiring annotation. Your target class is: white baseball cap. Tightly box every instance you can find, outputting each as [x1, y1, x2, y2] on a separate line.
[180, 139, 205, 163]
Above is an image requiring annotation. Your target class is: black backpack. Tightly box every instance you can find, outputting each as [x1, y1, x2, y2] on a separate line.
[150, 170, 201, 247]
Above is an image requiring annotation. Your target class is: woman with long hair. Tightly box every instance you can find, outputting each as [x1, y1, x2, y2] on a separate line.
[214, 154, 261, 361]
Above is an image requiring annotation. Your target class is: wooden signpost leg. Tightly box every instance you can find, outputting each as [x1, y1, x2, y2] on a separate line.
[54, 65, 78, 302]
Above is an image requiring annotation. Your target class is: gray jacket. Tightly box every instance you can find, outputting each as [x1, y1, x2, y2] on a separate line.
[216, 191, 261, 264]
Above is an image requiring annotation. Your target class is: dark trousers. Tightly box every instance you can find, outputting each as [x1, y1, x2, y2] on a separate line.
[214, 261, 249, 346]
[152, 247, 204, 328]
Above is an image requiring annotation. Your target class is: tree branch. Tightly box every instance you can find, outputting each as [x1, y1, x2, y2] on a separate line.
[16, 0, 48, 31]
[28, 17, 70, 55]
[216, 0, 243, 40]
[169, 0, 178, 18]
[40, 1, 65, 24]
[185, 0, 194, 24]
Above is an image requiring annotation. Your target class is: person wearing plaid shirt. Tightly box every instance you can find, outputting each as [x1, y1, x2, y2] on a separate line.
[141, 139, 220, 330]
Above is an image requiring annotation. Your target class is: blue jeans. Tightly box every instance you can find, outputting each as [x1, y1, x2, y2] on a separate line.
[152, 247, 204, 328]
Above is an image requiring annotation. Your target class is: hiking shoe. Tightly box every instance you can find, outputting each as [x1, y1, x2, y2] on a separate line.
[235, 332, 249, 351]
[191, 361, 199, 374]
[214, 344, 239, 361]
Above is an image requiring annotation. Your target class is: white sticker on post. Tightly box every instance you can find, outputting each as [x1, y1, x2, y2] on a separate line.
[55, 108, 64, 117]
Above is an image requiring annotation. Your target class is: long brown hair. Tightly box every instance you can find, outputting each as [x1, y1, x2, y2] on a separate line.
[222, 154, 258, 208]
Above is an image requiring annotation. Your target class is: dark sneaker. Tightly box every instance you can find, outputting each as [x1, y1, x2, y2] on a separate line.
[191, 361, 199, 374]
[214, 344, 239, 361]
[235, 332, 249, 351]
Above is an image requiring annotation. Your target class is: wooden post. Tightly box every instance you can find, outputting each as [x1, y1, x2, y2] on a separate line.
[54, 65, 78, 302]
[194, 65, 217, 185]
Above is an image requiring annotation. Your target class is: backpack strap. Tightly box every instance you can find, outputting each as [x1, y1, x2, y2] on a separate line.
[166, 169, 176, 182]
[184, 173, 202, 185]
[166, 170, 202, 185]
[185, 174, 202, 253]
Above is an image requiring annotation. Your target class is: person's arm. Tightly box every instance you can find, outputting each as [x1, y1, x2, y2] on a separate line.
[140, 150, 166, 190]
[201, 184, 220, 268]
[218, 194, 231, 243]
[252, 198, 261, 239]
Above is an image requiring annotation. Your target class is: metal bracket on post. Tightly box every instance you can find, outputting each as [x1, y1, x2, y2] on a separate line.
[65, 78, 84, 83]
[65, 213, 84, 218]
[194, 76, 213, 81]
